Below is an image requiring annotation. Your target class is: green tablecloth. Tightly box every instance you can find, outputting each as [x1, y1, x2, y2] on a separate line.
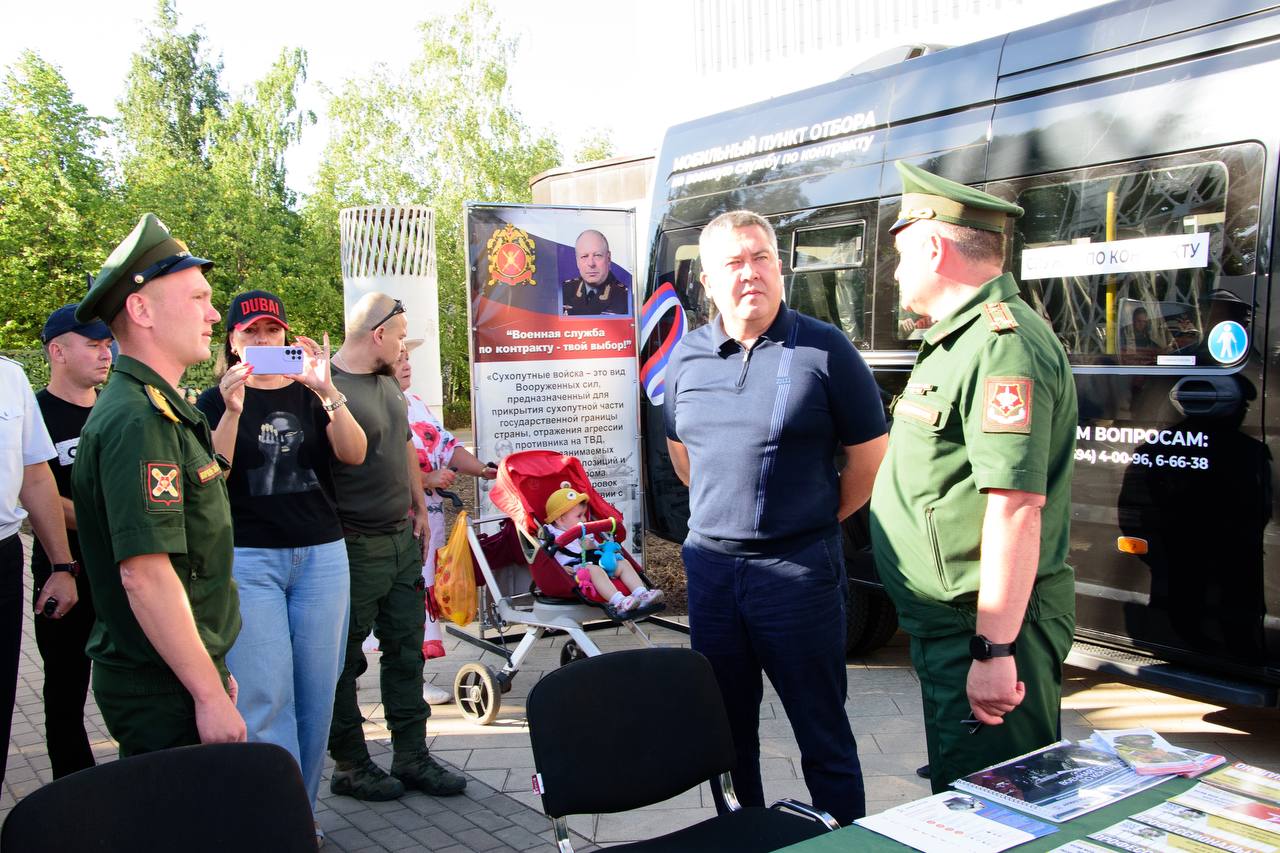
[780, 777, 1196, 851]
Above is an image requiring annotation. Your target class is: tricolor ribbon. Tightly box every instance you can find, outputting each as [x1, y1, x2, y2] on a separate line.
[638, 282, 687, 406]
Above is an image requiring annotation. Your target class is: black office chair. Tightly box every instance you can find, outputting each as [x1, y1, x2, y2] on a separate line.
[1, 742, 316, 852]
[527, 647, 839, 852]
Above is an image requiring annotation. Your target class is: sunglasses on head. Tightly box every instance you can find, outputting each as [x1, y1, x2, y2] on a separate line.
[370, 298, 405, 331]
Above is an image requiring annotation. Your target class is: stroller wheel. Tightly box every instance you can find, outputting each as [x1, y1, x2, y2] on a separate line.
[454, 663, 502, 725]
[559, 641, 589, 668]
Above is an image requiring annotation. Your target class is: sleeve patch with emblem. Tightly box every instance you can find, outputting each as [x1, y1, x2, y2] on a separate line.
[143, 461, 183, 510]
[982, 377, 1033, 433]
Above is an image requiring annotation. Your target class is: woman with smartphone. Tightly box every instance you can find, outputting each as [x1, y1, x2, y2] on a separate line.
[196, 290, 366, 841]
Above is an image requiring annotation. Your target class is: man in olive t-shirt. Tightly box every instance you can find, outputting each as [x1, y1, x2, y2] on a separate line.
[326, 292, 467, 801]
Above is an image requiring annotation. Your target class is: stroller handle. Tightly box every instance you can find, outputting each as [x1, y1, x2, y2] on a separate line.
[553, 518, 616, 547]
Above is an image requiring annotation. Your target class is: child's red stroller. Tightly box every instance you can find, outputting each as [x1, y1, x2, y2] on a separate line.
[446, 450, 665, 725]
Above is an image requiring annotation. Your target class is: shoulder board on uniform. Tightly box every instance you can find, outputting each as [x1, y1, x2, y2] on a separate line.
[0, 355, 19, 367]
[982, 302, 1020, 332]
[145, 385, 180, 423]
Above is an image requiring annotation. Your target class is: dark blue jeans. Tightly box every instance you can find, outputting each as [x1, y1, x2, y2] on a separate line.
[682, 533, 865, 825]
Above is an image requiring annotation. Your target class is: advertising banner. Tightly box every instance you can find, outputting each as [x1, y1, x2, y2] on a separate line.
[465, 204, 643, 557]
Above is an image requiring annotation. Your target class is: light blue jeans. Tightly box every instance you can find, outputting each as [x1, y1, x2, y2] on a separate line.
[226, 540, 351, 809]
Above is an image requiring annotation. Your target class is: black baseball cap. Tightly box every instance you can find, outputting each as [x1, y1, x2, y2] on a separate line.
[227, 290, 290, 332]
[42, 304, 112, 344]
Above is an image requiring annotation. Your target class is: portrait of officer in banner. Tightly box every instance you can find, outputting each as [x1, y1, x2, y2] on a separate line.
[561, 229, 631, 316]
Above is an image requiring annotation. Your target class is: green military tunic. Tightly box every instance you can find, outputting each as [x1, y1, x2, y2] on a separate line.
[869, 272, 1078, 791]
[71, 355, 239, 755]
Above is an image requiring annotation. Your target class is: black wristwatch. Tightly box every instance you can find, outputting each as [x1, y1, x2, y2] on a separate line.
[51, 561, 81, 578]
[969, 633, 1016, 661]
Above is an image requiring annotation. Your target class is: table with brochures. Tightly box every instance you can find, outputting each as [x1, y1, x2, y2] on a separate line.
[779, 777, 1196, 852]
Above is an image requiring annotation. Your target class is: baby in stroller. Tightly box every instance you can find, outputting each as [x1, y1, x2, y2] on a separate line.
[543, 484, 664, 617]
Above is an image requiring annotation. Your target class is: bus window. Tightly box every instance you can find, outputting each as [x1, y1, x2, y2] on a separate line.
[787, 221, 868, 343]
[987, 144, 1264, 367]
[651, 228, 711, 332]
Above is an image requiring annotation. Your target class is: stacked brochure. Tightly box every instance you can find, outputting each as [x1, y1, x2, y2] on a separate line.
[1201, 763, 1280, 805]
[1123, 801, 1278, 853]
[1169, 782, 1280, 846]
[1091, 729, 1226, 777]
[855, 790, 1058, 853]
[951, 739, 1166, 822]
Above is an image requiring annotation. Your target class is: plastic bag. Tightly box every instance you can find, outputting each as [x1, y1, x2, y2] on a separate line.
[433, 511, 478, 627]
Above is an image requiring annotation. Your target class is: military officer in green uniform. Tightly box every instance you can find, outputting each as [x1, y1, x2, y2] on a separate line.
[870, 162, 1077, 793]
[71, 213, 244, 755]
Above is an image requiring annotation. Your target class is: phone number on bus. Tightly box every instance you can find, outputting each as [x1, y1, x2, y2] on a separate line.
[1074, 448, 1209, 470]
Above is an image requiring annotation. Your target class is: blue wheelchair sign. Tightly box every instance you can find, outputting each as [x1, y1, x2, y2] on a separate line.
[1207, 321, 1247, 363]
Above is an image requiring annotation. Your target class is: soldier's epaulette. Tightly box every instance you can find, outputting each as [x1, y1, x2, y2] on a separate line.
[0, 355, 18, 367]
[982, 302, 1019, 332]
[145, 385, 180, 423]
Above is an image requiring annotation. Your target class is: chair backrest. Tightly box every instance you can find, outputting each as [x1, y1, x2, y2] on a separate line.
[1, 742, 316, 853]
[527, 647, 735, 818]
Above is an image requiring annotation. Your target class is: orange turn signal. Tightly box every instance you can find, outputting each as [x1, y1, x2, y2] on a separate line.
[1116, 536, 1148, 555]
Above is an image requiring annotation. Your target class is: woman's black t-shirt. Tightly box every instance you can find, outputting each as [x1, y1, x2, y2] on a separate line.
[196, 382, 343, 548]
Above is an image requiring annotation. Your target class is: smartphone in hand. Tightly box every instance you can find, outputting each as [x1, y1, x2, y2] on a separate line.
[244, 346, 304, 375]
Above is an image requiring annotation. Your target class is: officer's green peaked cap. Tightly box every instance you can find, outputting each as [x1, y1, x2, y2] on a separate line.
[76, 213, 214, 323]
[890, 161, 1024, 235]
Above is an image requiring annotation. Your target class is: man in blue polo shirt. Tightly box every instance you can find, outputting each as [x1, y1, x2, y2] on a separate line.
[664, 210, 888, 825]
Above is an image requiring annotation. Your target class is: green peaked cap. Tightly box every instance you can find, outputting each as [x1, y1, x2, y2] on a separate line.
[76, 213, 214, 324]
[890, 161, 1024, 235]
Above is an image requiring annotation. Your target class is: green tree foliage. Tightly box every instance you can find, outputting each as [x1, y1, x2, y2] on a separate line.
[310, 0, 560, 403]
[114, 4, 339, 353]
[2, 0, 561, 404]
[574, 130, 615, 165]
[117, 0, 224, 165]
[0, 52, 113, 346]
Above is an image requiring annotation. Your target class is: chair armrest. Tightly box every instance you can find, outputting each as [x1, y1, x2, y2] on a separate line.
[769, 799, 841, 831]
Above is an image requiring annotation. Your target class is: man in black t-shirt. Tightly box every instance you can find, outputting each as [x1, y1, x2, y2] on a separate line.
[33, 304, 114, 777]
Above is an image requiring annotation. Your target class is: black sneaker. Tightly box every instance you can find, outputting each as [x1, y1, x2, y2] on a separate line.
[330, 757, 406, 801]
[391, 751, 467, 796]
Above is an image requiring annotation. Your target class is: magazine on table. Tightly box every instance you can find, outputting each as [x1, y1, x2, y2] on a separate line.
[952, 739, 1167, 822]
[1130, 801, 1279, 853]
[1092, 818, 1227, 853]
[1170, 783, 1280, 845]
[1204, 764, 1280, 806]
[1091, 728, 1224, 776]
[855, 790, 1057, 853]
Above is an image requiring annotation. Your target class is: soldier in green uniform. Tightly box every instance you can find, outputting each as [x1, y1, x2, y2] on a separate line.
[869, 162, 1077, 793]
[71, 213, 244, 756]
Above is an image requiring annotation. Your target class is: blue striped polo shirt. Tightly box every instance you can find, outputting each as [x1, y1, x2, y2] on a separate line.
[664, 304, 886, 556]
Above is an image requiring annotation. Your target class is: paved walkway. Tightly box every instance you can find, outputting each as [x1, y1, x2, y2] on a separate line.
[4, 533, 1279, 850]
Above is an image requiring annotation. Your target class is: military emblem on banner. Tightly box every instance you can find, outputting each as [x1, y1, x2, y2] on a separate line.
[982, 377, 1033, 434]
[486, 224, 537, 287]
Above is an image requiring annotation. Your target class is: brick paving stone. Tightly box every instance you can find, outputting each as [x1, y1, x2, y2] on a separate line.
[408, 825, 457, 848]
[344, 808, 394, 833]
[493, 823, 550, 851]
[367, 825, 419, 850]
[453, 825, 508, 851]
[426, 809, 477, 835]
[380, 807, 432, 833]
[477, 793, 533, 818]
[466, 808, 515, 833]
[507, 809, 552, 835]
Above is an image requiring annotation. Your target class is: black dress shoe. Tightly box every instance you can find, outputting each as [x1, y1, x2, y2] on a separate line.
[915, 764, 930, 779]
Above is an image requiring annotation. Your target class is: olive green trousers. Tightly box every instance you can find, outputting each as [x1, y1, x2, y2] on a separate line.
[909, 613, 1074, 793]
